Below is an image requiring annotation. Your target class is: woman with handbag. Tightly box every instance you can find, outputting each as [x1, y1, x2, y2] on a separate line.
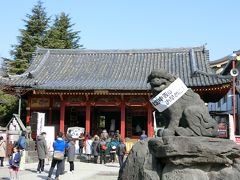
[47, 132, 68, 180]
[91, 135, 100, 163]
[36, 132, 48, 173]
[0, 136, 6, 167]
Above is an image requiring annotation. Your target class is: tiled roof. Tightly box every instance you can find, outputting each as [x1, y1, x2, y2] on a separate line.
[2, 46, 231, 90]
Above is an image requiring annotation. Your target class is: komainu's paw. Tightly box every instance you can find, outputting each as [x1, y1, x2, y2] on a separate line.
[162, 129, 175, 137]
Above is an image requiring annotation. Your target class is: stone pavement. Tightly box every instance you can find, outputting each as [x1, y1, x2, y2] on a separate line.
[0, 161, 119, 180]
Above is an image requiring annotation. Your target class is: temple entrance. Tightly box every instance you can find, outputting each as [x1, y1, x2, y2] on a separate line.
[65, 107, 86, 131]
[91, 107, 120, 136]
[126, 107, 148, 138]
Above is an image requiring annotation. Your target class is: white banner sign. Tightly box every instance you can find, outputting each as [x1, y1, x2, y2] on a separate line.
[150, 78, 188, 112]
[37, 112, 45, 136]
[42, 126, 55, 152]
[67, 127, 85, 139]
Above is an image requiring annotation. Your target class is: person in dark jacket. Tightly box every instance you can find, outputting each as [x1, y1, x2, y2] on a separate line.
[116, 139, 126, 168]
[16, 131, 27, 170]
[109, 137, 119, 163]
[47, 132, 68, 180]
[36, 132, 48, 173]
[67, 138, 76, 172]
[91, 135, 100, 163]
[78, 133, 84, 157]
[60, 138, 68, 175]
[99, 137, 107, 164]
[9, 146, 21, 180]
[115, 130, 122, 142]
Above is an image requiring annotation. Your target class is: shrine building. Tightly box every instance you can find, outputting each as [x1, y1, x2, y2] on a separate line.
[1, 46, 231, 139]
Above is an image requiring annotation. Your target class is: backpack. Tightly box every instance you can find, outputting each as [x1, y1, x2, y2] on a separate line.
[101, 144, 107, 151]
[17, 137, 26, 150]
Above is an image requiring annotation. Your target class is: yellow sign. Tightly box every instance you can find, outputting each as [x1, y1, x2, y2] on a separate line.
[31, 98, 50, 108]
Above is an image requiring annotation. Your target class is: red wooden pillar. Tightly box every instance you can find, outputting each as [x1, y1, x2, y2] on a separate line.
[85, 103, 91, 133]
[26, 97, 31, 125]
[120, 102, 126, 140]
[147, 103, 154, 137]
[26, 108, 31, 125]
[48, 97, 53, 126]
[60, 101, 65, 132]
[49, 107, 52, 126]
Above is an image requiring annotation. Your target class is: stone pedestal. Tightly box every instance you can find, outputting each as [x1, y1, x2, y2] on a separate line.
[118, 137, 240, 180]
[26, 140, 38, 163]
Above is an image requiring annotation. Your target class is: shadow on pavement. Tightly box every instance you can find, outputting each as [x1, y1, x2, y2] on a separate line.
[104, 164, 119, 168]
[25, 168, 37, 173]
[97, 171, 119, 176]
[37, 175, 48, 179]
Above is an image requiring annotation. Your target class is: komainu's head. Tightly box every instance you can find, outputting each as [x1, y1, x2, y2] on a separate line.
[147, 69, 177, 95]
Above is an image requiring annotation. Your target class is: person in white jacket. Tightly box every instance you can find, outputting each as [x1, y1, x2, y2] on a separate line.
[0, 136, 6, 167]
[85, 134, 93, 163]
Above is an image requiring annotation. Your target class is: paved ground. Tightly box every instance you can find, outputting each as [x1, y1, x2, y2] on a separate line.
[0, 160, 119, 180]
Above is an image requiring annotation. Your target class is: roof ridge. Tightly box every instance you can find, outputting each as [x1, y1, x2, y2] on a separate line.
[35, 46, 206, 54]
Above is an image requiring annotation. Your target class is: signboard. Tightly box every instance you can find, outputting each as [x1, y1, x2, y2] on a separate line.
[235, 136, 240, 145]
[37, 113, 45, 136]
[42, 126, 55, 152]
[229, 114, 235, 142]
[217, 122, 227, 138]
[67, 127, 85, 139]
[31, 98, 50, 108]
[66, 96, 85, 103]
[150, 78, 188, 112]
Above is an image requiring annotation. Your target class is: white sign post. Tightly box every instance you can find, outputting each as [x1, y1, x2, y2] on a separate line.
[150, 78, 188, 112]
[42, 126, 55, 152]
[37, 112, 45, 136]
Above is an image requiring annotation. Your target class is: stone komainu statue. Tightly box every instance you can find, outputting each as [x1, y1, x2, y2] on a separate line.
[147, 69, 218, 137]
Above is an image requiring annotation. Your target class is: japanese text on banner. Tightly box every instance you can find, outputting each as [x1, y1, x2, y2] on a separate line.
[150, 78, 188, 112]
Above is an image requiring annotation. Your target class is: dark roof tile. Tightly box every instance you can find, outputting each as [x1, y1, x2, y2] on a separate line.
[3, 47, 231, 90]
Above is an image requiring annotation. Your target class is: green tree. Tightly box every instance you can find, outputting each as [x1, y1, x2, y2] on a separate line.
[44, 12, 82, 49]
[10, 0, 49, 74]
[0, 90, 18, 126]
[5, 59, 29, 75]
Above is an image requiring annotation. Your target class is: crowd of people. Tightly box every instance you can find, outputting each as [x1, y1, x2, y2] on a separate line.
[0, 128, 150, 180]
[79, 129, 127, 166]
[45, 129, 126, 180]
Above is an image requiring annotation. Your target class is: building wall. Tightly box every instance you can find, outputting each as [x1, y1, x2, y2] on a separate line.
[208, 91, 232, 112]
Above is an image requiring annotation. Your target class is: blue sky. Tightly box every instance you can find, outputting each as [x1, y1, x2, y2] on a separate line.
[0, 0, 239, 60]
